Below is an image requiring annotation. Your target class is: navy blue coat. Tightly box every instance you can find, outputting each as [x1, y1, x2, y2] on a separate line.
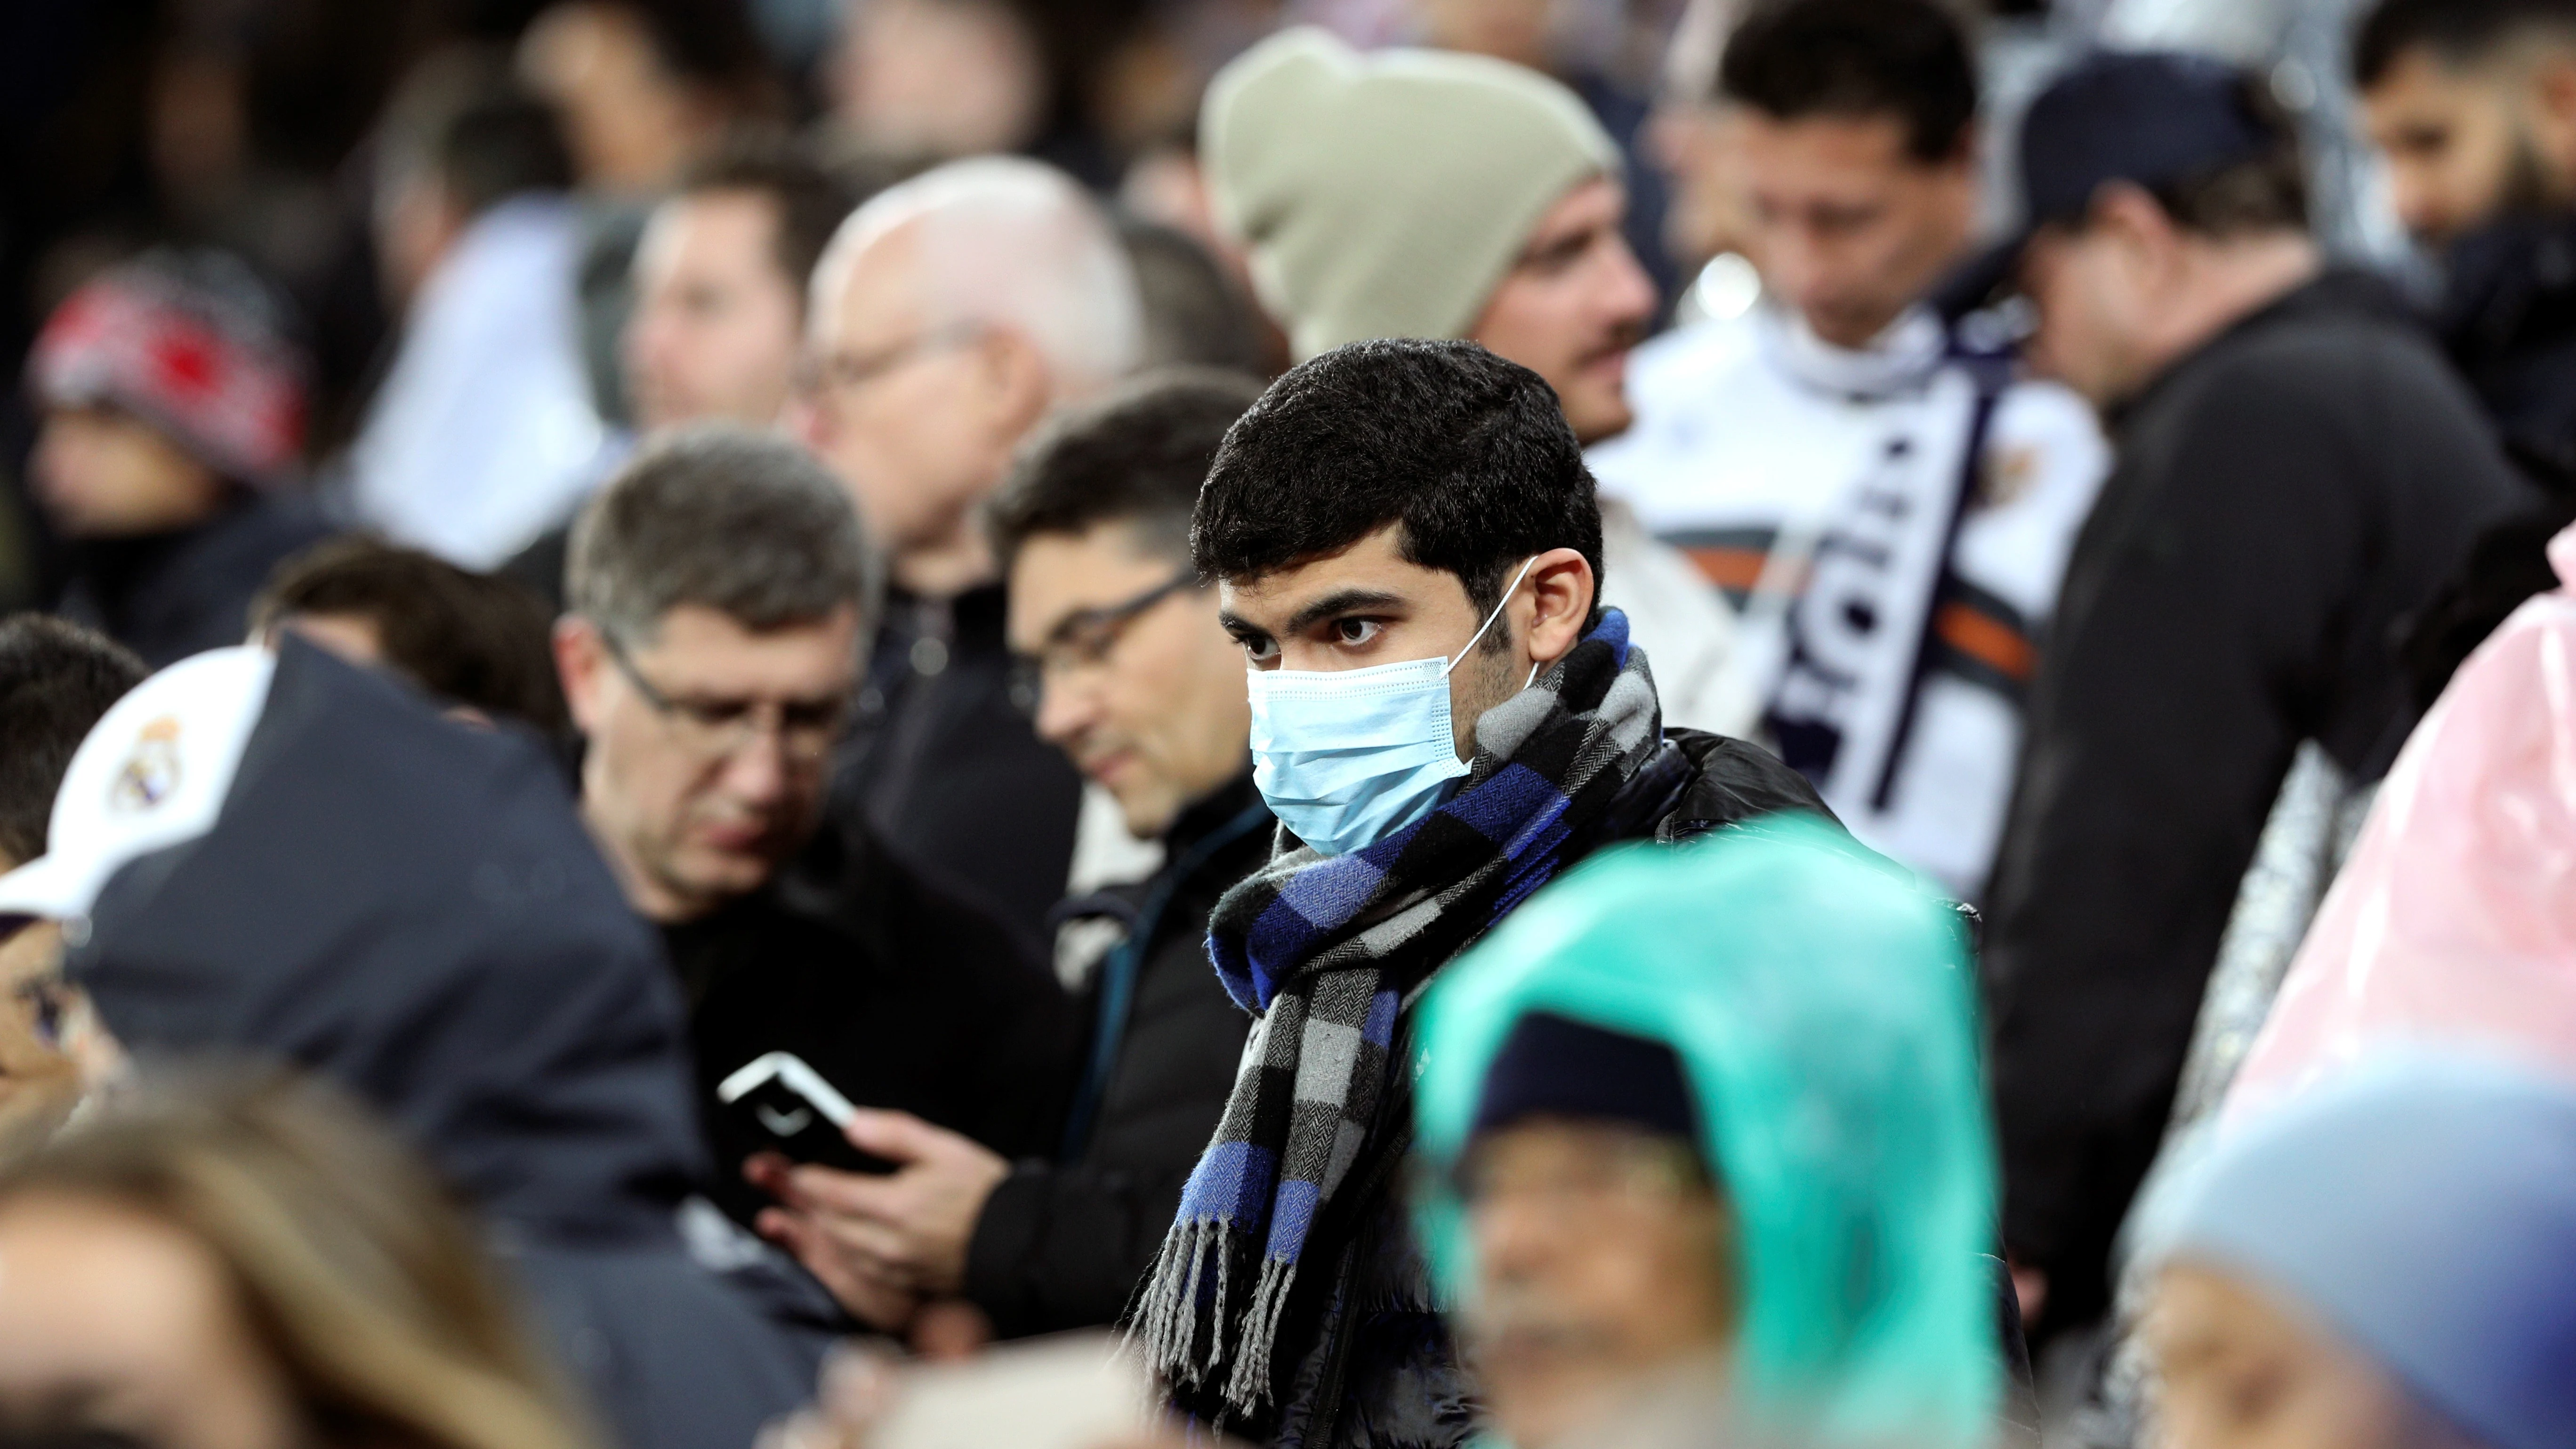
[74, 636, 819, 1449]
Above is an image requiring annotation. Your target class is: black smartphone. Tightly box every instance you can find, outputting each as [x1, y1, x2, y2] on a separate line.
[716, 1051, 898, 1175]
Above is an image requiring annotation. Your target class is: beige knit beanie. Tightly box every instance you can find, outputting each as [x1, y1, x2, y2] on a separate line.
[1202, 28, 1622, 362]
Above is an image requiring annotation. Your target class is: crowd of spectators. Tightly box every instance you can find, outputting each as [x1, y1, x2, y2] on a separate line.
[1, 2, 2575, 1449]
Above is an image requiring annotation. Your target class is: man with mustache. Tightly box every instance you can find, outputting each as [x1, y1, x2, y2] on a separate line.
[1197, 26, 1752, 733]
[1592, 0, 2107, 901]
[556, 427, 1072, 1327]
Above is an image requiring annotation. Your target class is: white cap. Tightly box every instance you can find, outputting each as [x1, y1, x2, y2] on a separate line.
[0, 645, 276, 923]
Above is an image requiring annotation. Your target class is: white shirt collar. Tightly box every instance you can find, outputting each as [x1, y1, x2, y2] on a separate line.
[1756, 302, 1948, 400]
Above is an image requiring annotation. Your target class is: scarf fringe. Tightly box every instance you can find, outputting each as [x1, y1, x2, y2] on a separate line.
[1131, 1217, 1304, 1416]
[1219, 1254, 1299, 1410]
[1137, 1215, 1212, 1384]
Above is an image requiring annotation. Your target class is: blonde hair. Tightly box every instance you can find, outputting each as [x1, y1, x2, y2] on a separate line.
[0, 1068, 597, 1449]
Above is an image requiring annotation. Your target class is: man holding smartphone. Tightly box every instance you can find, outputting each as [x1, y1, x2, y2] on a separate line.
[749, 371, 1272, 1341]
[556, 427, 1076, 1330]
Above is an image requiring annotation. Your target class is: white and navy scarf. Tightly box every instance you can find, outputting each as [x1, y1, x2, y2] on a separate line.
[1132, 610, 1664, 1413]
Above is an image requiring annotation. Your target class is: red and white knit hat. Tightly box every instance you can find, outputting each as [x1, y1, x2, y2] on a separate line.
[28, 250, 308, 487]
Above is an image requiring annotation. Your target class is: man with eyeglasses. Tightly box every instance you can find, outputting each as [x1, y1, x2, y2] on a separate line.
[794, 155, 1147, 964]
[748, 370, 1269, 1344]
[554, 427, 1075, 1328]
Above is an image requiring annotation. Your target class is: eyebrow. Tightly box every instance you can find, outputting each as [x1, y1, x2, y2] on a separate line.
[1521, 228, 1594, 268]
[1218, 587, 1409, 641]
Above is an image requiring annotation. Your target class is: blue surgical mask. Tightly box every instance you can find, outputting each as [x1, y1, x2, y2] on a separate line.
[1248, 558, 1540, 857]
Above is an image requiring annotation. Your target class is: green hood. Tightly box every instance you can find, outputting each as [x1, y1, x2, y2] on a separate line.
[1411, 816, 1999, 1449]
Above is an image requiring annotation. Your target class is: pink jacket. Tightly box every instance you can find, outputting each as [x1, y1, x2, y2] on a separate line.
[2228, 523, 2576, 1119]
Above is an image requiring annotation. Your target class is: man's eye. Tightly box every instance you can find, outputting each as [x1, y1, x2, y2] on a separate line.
[1526, 239, 1588, 275]
[782, 701, 846, 732]
[1240, 636, 1279, 663]
[1333, 619, 1382, 646]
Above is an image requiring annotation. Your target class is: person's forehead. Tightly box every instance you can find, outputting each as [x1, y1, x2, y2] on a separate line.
[2367, 46, 2515, 114]
[0, 1192, 230, 1332]
[1217, 527, 1454, 625]
[1731, 106, 1917, 173]
[1006, 525, 1184, 642]
[1476, 1114, 1674, 1158]
[647, 190, 783, 274]
[628, 603, 861, 685]
[1529, 174, 1627, 235]
[812, 218, 930, 342]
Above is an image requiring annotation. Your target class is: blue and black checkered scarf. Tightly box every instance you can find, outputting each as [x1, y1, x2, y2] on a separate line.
[1133, 609, 1664, 1413]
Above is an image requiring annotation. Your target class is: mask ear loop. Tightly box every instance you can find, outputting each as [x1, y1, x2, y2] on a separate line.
[1443, 556, 1544, 680]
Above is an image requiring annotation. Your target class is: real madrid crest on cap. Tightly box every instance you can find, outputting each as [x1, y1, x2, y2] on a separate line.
[111, 717, 184, 813]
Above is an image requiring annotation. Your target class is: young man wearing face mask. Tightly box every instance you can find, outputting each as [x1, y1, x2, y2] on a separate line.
[1588, 0, 2108, 901]
[1132, 338, 1828, 1449]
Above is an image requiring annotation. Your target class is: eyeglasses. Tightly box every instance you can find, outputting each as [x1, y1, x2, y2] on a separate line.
[601, 631, 850, 768]
[1008, 569, 1200, 715]
[795, 324, 986, 412]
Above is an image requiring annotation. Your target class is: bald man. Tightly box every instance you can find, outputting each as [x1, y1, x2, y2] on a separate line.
[796, 156, 1146, 959]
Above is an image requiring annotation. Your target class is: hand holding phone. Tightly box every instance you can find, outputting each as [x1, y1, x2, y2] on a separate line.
[718, 1051, 899, 1175]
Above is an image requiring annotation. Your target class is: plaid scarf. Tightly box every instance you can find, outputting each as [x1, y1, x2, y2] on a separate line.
[1134, 609, 1664, 1413]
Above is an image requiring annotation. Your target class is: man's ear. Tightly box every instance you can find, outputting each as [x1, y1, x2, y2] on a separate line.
[1518, 547, 1598, 668]
[2090, 182, 2182, 282]
[554, 616, 610, 737]
[2528, 51, 2576, 200]
[972, 329, 1055, 449]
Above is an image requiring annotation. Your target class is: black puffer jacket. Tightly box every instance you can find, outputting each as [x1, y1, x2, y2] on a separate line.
[1216, 728, 1835, 1449]
[965, 773, 1272, 1336]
